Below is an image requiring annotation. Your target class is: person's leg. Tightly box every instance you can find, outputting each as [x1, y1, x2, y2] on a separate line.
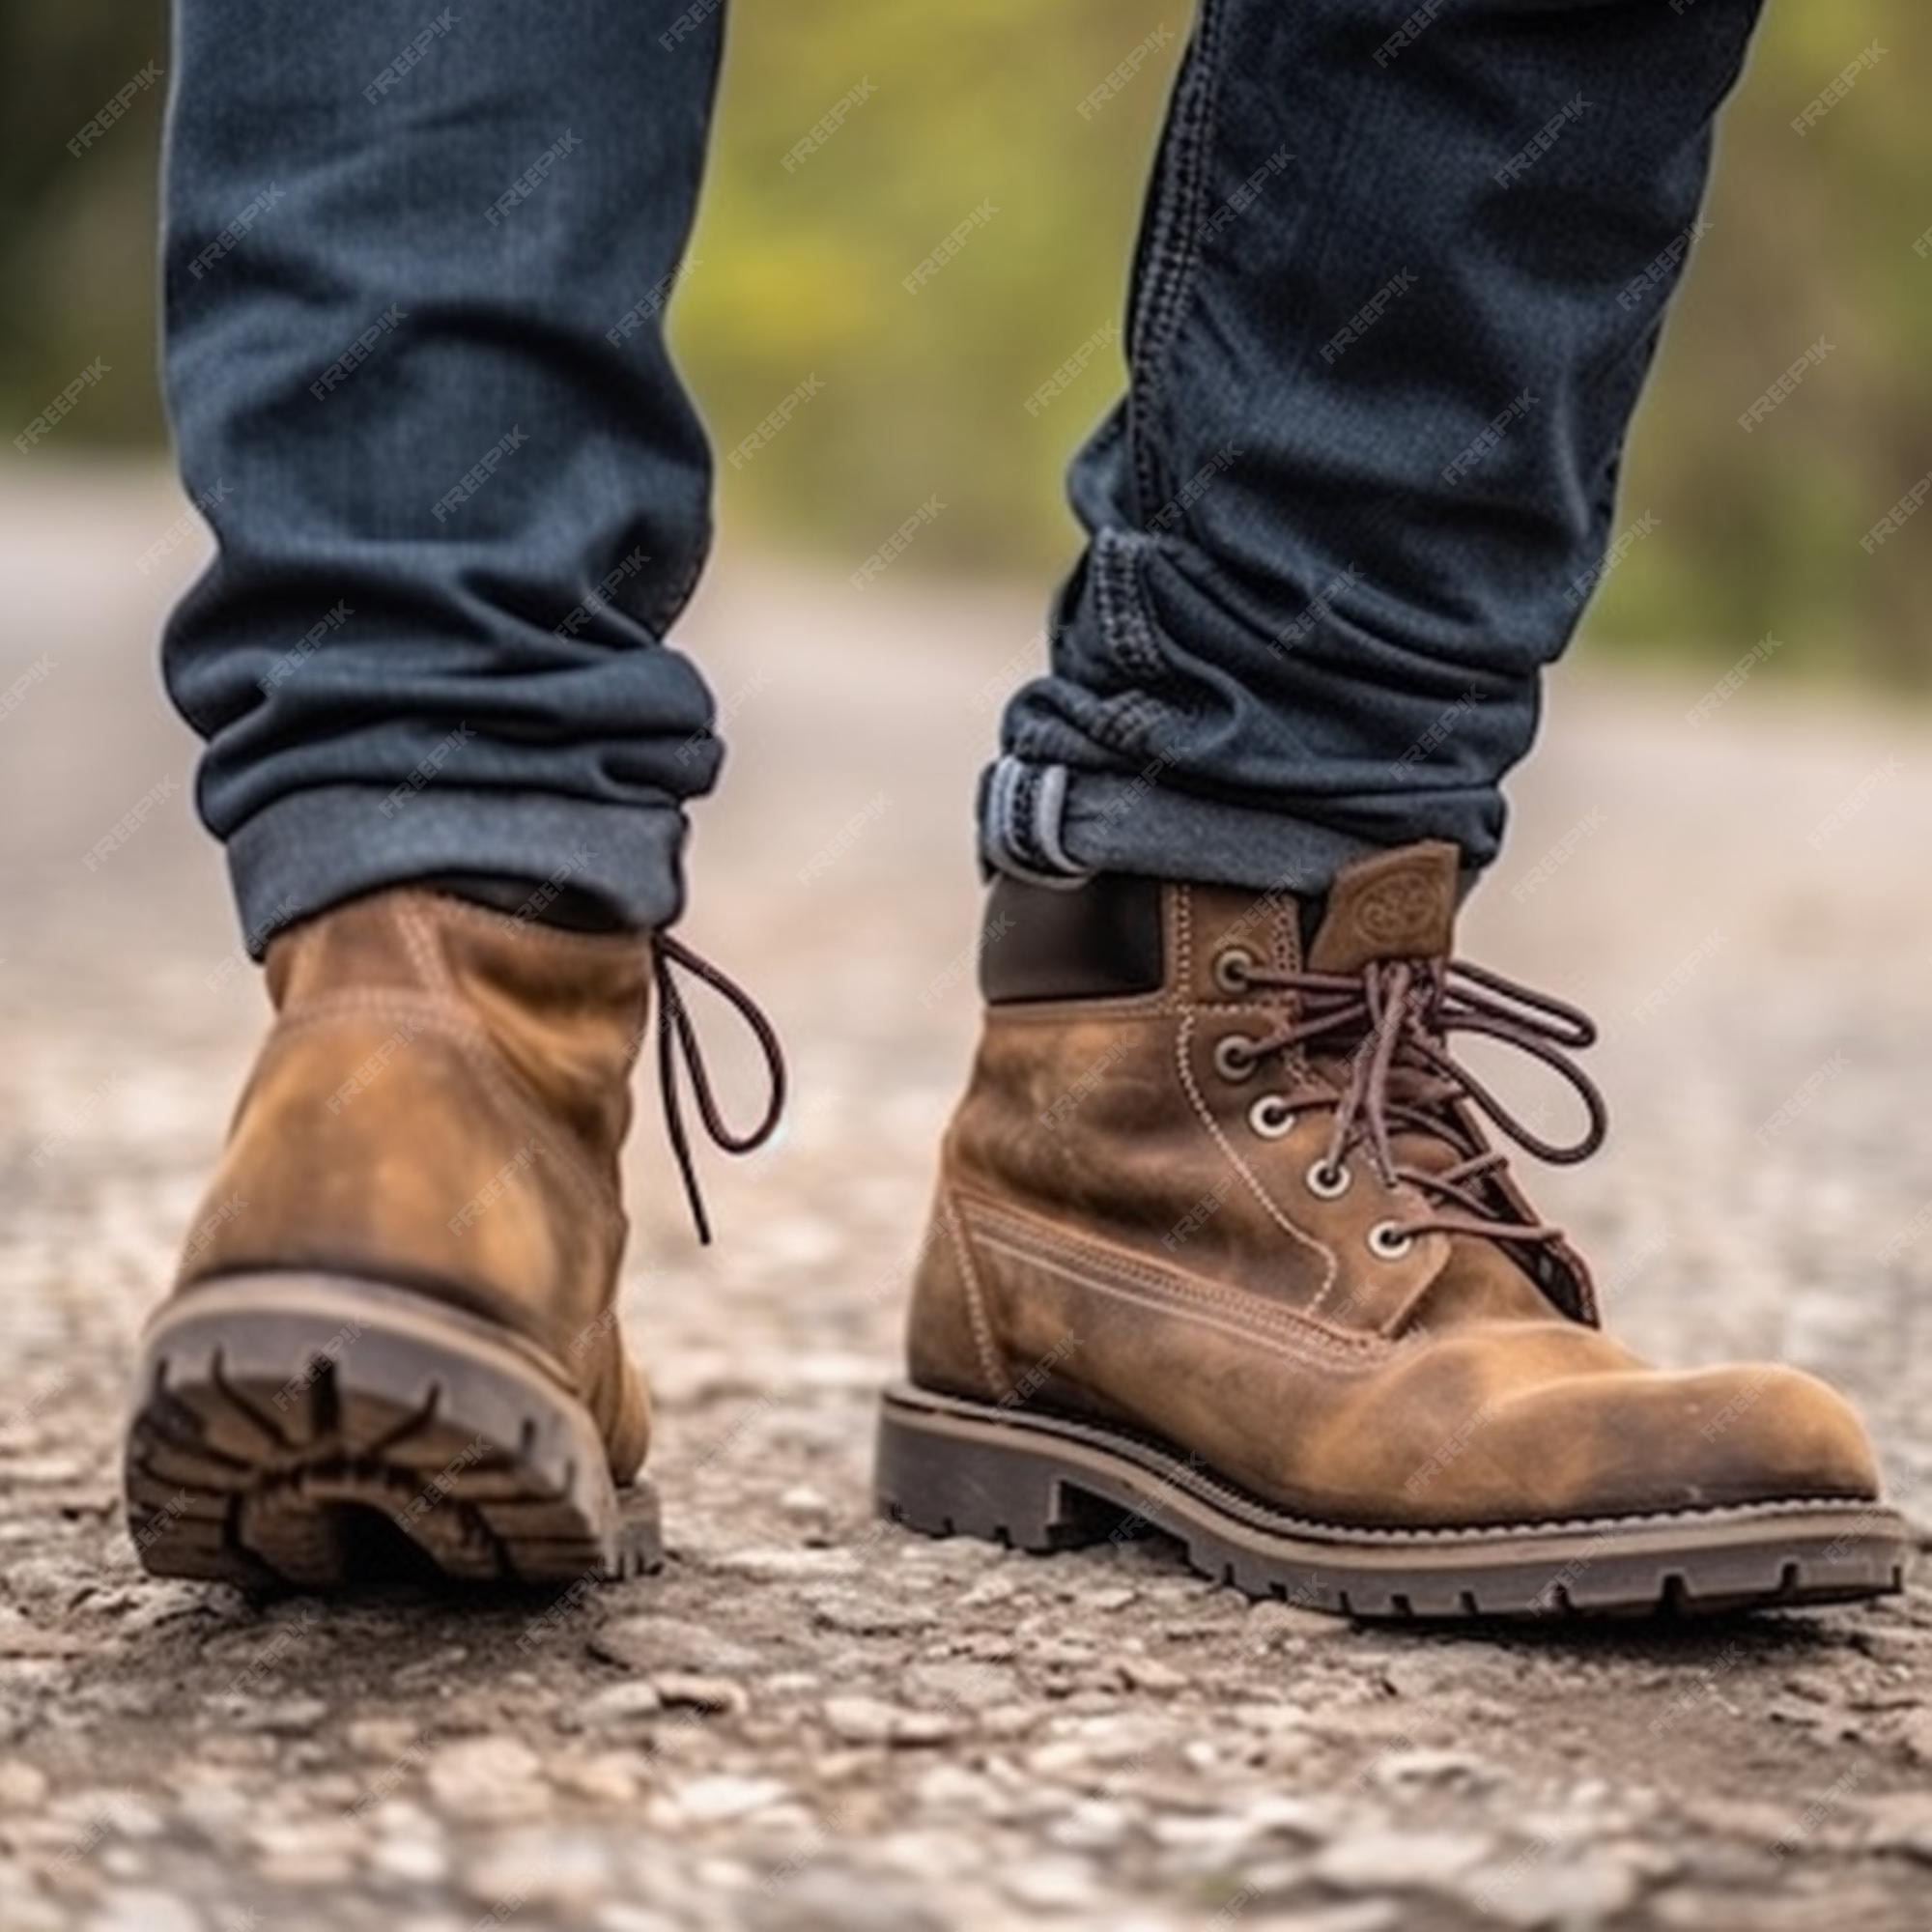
[983, 0, 1761, 891]
[128, 0, 763, 1591]
[162, 0, 724, 948]
[888, 0, 1906, 1619]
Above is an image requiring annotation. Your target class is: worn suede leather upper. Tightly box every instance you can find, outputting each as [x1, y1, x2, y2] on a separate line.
[172, 887, 652, 1480]
[908, 846, 1881, 1528]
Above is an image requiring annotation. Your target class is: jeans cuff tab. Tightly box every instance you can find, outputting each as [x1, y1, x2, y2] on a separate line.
[981, 754, 1091, 888]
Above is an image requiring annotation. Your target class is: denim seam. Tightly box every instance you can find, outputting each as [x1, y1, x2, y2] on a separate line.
[1009, 761, 1046, 873]
[1127, 54, 1208, 514]
[1127, 0, 1229, 524]
[984, 753, 1083, 883]
[1094, 528, 1168, 690]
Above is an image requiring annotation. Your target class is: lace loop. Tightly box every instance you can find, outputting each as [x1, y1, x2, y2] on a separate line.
[652, 933, 786, 1245]
[1235, 952, 1606, 1247]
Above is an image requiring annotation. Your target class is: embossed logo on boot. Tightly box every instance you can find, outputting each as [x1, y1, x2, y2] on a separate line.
[1353, 872, 1443, 955]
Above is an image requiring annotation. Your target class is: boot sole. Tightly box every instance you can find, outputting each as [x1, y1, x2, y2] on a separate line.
[875, 1383, 1909, 1620]
[126, 1274, 661, 1590]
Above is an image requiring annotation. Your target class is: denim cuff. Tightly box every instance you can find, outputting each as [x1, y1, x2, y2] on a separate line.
[980, 753, 1386, 897]
[224, 782, 688, 956]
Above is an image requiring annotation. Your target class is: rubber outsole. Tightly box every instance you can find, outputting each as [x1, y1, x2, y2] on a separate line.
[874, 1383, 1910, 1620]
[126, 1275, 660, 1590]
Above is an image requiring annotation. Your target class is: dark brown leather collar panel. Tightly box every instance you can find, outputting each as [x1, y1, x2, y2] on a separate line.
[980, 873, 1165, 1005]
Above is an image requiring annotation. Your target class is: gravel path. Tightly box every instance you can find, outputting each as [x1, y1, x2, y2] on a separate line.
[3, 470, 1931, 1930]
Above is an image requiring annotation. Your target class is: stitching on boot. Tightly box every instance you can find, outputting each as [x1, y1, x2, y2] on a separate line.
[964, 1195, 1391, 1361]
[940, 1190, 1016, 1403]
[396, 894, 451, 993]
[1168, 884, 1191, 1015]
[972, 1202, 1372, 1350]
[976, 1226, 1387, 1369]
[974, 1235, 1389, 1378]
[1174, 1011, 1340, 1305]
[1274, 888, 1315, 1090]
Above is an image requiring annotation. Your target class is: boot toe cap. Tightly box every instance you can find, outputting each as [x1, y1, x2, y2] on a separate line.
[1497, 1359, 1884, 1523]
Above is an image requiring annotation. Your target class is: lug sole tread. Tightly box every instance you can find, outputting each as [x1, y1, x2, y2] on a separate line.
[873, 1384, 1908, 1622]
[125, 1275, 660, 1591]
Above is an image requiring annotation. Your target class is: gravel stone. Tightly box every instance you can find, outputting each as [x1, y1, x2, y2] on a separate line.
[653, 1674, 750, 1716]
[999, 1855, 1103, 1912]
[823, 1697, 963, 1747]
[590, 1616, 761, 1675]
[1460, 1847, 1643, 1927]
[562, 1682, 664, 1732]
[83, 1891, 203, 1932]
[424, 1737, 548, 1824]
[1313, 1829, 1496, 1892]
[0, 1762, 49, 1810]
[660, 1775, 790, 1825]
[809, 1590, 939, 1636]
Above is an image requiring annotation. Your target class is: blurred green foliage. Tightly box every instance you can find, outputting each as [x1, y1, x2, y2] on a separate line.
[0, 0, 171, 452]
[3, 1, 1926, 683]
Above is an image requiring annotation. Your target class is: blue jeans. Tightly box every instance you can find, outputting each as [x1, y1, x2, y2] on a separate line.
[161, 0, 1763, 946]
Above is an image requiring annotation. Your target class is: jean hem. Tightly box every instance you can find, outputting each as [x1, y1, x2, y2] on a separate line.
[982, 758, 1407, 896]
[223, 784, 687, 956]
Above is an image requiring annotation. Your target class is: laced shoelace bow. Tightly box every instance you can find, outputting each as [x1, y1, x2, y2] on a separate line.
[651, 933, 786, 1245]
[1227, 953, 1607, 1244]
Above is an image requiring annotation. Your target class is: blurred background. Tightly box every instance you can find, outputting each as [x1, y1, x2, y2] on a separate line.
[5, 10, 1932, 1931]
[4, 0, 1931, 685]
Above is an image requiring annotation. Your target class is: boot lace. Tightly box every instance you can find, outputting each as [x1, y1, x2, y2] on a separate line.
[652, 934, 786, 1245]
[1228, 953, 1606, 1245]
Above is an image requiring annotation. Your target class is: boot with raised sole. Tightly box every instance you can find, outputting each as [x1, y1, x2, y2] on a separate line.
[127, 886, 778, 1590]
[879, 843, 1907, 1620]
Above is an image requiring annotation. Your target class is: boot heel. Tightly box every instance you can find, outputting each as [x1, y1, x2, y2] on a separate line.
[874, 1389, 1132, 1553]
[127, 1273, 660, 1589]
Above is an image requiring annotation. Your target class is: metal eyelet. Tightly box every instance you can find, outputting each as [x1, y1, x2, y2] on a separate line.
[1305, 1159, 1351, 1200]
[1213, 946, 1257, 995]
[1368, 1221, 1415, 1261]
[1213, 1035, 1258, 1082]
[1246, 1095, 1296, 1140]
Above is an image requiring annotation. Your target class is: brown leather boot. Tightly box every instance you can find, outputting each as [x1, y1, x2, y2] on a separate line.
[127, 886, 780, 1588]
[880, 843, 1905, 1618]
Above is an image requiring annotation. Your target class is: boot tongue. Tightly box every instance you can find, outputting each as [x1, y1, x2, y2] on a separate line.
[1306, 841, 1461, 974]
[1302, 842, 1589, 1326]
